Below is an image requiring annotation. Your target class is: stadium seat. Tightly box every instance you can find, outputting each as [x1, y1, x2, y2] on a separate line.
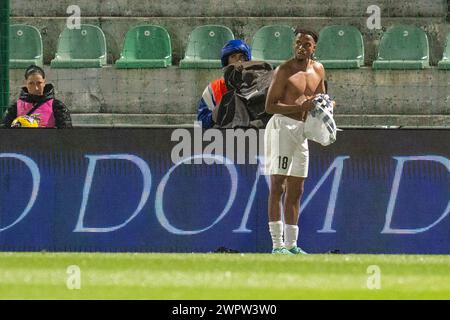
[372, 25, 430, 70]
[51, 24, 107, 68]
[115, 25, 172, 69]
[314, 25, 364, 69]
[438, 33, 450, 70]
[179, 25, 234, 69]
[251, 25, 295, 67]
[9, 25, 43, 68]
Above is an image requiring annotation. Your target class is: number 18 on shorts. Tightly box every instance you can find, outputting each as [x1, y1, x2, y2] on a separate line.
[264, 115, 309, 178]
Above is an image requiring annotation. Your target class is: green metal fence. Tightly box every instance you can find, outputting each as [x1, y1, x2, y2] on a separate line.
[0, 0, 10, 118]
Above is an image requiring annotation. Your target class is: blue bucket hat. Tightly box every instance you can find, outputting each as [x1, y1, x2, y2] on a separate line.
[221, 39, 252, 67]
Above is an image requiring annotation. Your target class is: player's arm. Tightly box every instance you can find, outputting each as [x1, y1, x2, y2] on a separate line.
[314, 62, 326, 94]
[313, 62, 336, 108]
[265, 66, 311, 114]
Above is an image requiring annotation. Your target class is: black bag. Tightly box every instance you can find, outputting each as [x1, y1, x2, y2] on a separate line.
[213, 61, 274, 129]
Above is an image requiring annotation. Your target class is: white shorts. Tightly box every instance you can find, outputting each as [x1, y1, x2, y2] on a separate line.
[263, 114, 309, 178]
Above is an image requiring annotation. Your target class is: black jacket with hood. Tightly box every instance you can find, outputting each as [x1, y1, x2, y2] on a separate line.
[2, 84, 72, 128]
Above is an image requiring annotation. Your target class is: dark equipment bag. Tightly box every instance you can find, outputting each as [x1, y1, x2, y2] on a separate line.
[213, 61, 274, 129]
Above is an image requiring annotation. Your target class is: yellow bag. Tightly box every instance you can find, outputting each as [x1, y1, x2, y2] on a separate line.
[11, 115, 40, 128]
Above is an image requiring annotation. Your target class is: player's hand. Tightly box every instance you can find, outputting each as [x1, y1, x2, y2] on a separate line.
[294, 95, 307, 106]
[300, 96, 315, 111]
[295, 95, 313, 111]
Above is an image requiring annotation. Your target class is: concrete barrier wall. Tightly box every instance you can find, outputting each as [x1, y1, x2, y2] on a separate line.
[9, 66, 450, 127]
[8, 0, 450, 127]
[10, 17, 450, 66]
[11, 0, 447, 18]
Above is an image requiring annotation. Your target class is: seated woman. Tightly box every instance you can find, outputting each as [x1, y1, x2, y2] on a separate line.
[2, 65, 72, 128]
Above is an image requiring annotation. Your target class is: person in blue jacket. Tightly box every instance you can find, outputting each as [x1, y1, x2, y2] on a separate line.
[197, 39, 252, 128]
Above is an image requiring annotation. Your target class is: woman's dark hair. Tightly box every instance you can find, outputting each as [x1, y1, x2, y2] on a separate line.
[25, 65, 45, 79]
[294, 28, 319, 43]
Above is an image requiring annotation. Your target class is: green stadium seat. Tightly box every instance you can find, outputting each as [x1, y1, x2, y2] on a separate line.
[372, 25, 430, 70]
[9, 25, 43, 69]
[51, 24, 107, 68]
[315, 25, 364, 69]
[115, 25, 172, 69]
[251, 25, 295, 67]
[179, 25, 234, 69]
[438, 33, 450, 70]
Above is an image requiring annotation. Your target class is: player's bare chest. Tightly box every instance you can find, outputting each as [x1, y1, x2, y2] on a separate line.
[286, 70, 321, 95]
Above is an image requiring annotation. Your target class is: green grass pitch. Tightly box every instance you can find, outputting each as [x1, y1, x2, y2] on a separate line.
[0, 252, 449, 299]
